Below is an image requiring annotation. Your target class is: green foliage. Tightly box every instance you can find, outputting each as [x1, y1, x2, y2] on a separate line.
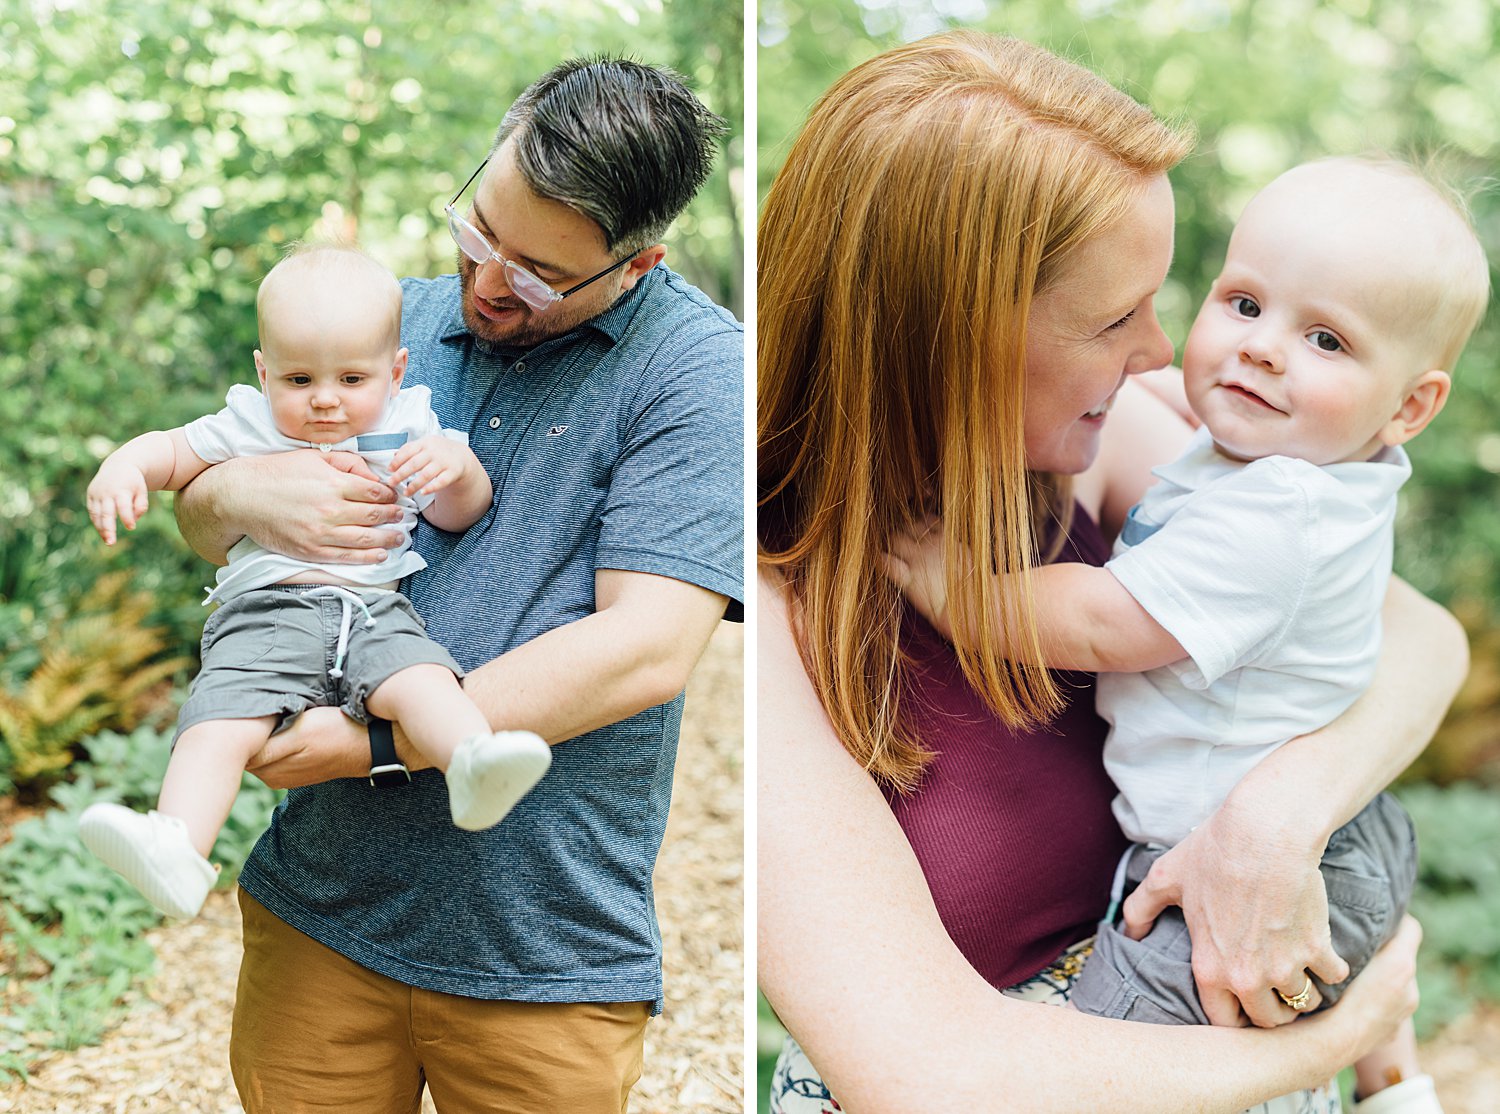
[0, 722, 283, 1082]
[1397, 782, 1500, 1035]
[0, 573, 190, 789]
[0, 0, 743, 703]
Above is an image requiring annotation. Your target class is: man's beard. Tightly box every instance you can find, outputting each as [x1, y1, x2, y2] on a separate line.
[457, 254, 585, 349]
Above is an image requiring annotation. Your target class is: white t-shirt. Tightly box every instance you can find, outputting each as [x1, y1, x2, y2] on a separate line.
[1097, 426, 1411, 846]
[184, 383, 465, 605]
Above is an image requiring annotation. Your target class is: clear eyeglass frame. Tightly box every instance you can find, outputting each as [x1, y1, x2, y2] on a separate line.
[444, 158, 631, 313]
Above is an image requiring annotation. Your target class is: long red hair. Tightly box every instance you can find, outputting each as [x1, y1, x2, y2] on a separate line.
[758, 32, 1192, 792]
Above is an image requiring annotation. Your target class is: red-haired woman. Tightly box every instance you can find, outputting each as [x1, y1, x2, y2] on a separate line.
[758, 31, 1461, 1113]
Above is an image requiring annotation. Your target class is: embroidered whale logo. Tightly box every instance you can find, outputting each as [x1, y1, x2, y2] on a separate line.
[547, 425, 569, 437]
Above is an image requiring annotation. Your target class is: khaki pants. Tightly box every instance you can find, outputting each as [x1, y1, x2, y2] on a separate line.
[230, 889, 650, 1113]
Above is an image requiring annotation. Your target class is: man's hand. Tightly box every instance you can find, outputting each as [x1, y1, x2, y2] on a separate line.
[86, 459, 151, 545]
[245, 706, 432, 789]
[1122, 797, 1349, 1029]
[388, 434, 476, 498]
[883, 518, 955, 639]
[178, 450, 405, 565]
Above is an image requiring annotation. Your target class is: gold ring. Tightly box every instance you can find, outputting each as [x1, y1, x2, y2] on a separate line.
[1276, 976, 1315, 1011]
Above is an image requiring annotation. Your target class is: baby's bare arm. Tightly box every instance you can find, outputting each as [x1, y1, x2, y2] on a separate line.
[87, 429, 212, 544]
[886, 522, 1185, 672]
[388, 435, 493, 533]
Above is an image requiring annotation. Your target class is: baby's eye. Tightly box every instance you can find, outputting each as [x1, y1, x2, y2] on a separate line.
[1230, 296, 1260, 318]
[342, 375, 366, 385]
[287, 375, 311, 386]
[1309, 330, 1343, 353]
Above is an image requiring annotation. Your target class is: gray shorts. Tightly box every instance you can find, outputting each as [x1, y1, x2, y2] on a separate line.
[175, 584, 463, 740]
[1069, 791, 1417, 1025]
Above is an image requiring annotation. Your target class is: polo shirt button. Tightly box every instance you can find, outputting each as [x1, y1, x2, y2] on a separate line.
[488, 416, 501, 430]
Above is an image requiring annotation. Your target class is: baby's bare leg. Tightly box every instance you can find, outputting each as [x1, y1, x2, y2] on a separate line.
[366, 663, 550, 831]
[160, 716, 277, 858]
[364, 664, 488, 771]
[1353, 1017, 1423, 1098]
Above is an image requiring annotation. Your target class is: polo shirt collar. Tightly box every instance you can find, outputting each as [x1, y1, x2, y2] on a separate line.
[437, 264, 660, 350]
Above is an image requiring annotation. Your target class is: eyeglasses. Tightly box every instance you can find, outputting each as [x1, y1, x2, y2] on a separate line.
[445, 158, 632, 313]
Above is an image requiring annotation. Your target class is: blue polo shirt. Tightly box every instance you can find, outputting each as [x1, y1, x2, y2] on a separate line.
[238, 264, 743, 1011]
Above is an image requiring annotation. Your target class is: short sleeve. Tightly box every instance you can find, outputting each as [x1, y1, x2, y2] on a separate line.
[1105, 461, 1316, 688]
[595, 328, 744, 622]
[181, 384, 286, 464]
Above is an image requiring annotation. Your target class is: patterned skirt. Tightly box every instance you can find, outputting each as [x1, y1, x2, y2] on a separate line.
[767, 938, 1340, 1114]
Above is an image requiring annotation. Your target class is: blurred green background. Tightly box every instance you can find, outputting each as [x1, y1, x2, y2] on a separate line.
[758, 0, 1500, 1106]
[0, 0, 740, 1079]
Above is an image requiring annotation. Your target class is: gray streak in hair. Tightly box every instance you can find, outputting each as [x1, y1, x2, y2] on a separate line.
[494, 57, 728, 256]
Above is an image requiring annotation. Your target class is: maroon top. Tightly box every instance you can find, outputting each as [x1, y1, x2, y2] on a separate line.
[886, 506, 1128, 988]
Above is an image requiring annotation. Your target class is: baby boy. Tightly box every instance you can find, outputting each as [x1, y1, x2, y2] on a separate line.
[80, 245, 552, 920]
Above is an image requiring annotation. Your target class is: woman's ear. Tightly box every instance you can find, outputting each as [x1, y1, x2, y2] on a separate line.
[1380, 369, 1451, 447]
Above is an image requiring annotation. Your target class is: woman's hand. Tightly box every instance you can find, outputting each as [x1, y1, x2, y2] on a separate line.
[1324, 915, 1422, 1063]
[1121, 790, 1350, 1029]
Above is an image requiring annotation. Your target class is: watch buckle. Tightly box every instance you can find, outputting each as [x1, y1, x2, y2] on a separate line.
[369, 763, 411, 787]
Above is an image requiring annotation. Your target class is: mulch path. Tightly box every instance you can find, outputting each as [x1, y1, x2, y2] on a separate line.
[0, 625, 744, 1114]
[1421, 1004, 1500, 1113]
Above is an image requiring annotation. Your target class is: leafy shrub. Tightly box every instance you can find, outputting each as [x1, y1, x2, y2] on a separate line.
[0, 722, 282, 1081]
[0, 573, 190, 788]
[1396, 782, 1500, 1035]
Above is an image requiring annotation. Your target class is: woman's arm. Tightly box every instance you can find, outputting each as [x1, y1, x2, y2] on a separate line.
[758, 572, 1419, 1113]
[1123, 576, 1468, 1028]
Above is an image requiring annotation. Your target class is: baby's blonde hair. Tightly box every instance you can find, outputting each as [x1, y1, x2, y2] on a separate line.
[256, 242, 403, 355]
[1316, 155, 1490, 372]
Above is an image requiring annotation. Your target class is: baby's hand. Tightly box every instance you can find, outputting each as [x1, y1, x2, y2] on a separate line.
[883, 518, 954, 639]
[86, 459, 150, 545]
[388, 434, 473, 497]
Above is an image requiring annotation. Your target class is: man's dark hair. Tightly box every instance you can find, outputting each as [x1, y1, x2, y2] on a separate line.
[494, 57, 729, 256]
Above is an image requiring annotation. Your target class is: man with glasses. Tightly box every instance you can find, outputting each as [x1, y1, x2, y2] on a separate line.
[175, 57, 742, 1112]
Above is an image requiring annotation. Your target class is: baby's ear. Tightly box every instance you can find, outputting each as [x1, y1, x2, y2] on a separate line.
[1380, 369, 1451, 447]
[390, 347, 409, 394]
[253, 350, 268, 390]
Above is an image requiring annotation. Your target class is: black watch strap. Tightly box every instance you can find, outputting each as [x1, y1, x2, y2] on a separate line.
[367, 717, 410, 788]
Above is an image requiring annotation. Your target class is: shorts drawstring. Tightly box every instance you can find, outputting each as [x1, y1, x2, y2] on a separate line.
[1101, 845, 1135, 929]
[1100, 842, 1167, 929]
[304, 586, 388, 681]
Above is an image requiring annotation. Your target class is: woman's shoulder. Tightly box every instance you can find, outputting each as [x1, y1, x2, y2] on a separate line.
[757, 567, 799, 677]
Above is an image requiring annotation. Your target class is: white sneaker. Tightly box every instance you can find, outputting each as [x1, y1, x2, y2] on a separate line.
[447, 731, 552, 831]
[1353, 1075, 1444, 1114]
[79, 803, 218, 919]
